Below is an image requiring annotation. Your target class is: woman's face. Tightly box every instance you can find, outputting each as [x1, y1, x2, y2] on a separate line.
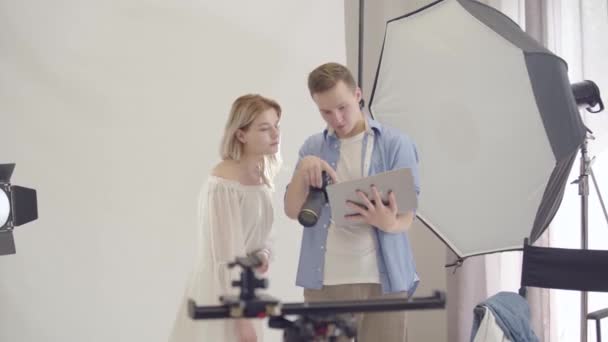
[238, 108, 281, 156]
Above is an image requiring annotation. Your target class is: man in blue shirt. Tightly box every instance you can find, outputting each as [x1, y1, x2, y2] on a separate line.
[284, 62, 420, 341]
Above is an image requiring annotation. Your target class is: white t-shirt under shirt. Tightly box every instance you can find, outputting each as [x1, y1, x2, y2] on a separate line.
[323, 130, 380, 285]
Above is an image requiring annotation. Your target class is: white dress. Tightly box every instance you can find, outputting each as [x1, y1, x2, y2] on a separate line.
[169, 176, 274, 342]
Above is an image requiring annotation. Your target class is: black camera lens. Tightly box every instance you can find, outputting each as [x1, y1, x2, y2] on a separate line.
[298, 171, 332, 227]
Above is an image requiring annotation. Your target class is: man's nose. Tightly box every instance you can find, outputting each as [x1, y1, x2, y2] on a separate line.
[334, 112, 344, 124]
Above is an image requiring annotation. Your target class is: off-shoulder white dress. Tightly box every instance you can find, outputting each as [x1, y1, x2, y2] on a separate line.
[169, 176, 274, 342]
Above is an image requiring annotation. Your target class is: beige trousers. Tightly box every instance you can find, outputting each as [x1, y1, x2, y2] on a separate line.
[303, 283, 408, 342]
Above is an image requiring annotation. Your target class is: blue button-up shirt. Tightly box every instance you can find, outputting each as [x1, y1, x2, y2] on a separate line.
[293, 116, 420, 295]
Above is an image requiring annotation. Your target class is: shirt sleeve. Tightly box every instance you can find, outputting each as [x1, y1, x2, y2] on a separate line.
[284, 136, 315, 196]
[202, 182, 247, 294]
[294, 136, 314, 176]
[389, 133, 421, 196]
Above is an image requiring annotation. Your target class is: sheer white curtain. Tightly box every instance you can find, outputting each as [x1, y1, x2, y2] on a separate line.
[447, 1, 608, 341]
[543, 1, 608, 340]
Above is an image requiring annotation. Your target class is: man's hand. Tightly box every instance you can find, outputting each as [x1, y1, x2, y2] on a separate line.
[345, 185, 409, 232]
[296, 156, 338, 188]
[285, 155, 338, 220]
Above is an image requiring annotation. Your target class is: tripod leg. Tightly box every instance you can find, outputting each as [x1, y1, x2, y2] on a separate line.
[590, 168, 608, 228]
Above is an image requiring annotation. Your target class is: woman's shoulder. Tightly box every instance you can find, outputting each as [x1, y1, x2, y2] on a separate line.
[209, 160, 267, 190]
[211, 160, 240, 181]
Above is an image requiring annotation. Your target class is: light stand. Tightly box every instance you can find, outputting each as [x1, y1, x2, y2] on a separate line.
[571, 80, 607, 342]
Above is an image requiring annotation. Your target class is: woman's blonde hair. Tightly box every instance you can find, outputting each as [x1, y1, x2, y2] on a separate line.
[220, 94, 282, 188]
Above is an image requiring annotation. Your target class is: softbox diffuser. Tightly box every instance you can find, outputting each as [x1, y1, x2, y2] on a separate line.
[369, 0, 586, 258]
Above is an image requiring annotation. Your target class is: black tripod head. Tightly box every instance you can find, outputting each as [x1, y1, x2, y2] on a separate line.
[227, 255, 268, 301]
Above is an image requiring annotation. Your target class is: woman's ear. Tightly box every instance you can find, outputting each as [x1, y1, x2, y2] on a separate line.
[236, 129, 247, 144]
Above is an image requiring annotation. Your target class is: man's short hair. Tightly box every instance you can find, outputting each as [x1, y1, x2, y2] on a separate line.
[308, 62, 357, 95]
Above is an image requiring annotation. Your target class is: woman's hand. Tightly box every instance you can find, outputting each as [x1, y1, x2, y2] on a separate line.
[255, 250, 270, 274]
[236, 319, 257, 342]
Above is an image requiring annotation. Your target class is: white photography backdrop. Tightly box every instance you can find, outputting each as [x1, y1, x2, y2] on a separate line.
[0, 1, 344, 341]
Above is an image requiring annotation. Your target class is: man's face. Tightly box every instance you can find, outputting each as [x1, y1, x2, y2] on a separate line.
[312, 81, 363, 138]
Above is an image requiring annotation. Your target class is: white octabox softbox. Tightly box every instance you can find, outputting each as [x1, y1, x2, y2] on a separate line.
[369, 0, 586, 258]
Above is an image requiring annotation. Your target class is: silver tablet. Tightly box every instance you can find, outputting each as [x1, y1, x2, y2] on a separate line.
[325, 168, 418, 227]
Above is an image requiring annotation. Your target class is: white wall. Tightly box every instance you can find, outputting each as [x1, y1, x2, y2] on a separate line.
[0, 1, 344, 341]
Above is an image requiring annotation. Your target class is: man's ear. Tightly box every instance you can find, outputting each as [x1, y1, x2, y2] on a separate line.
[236, 129, 247, 144]
[355, 86, 362, 102]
